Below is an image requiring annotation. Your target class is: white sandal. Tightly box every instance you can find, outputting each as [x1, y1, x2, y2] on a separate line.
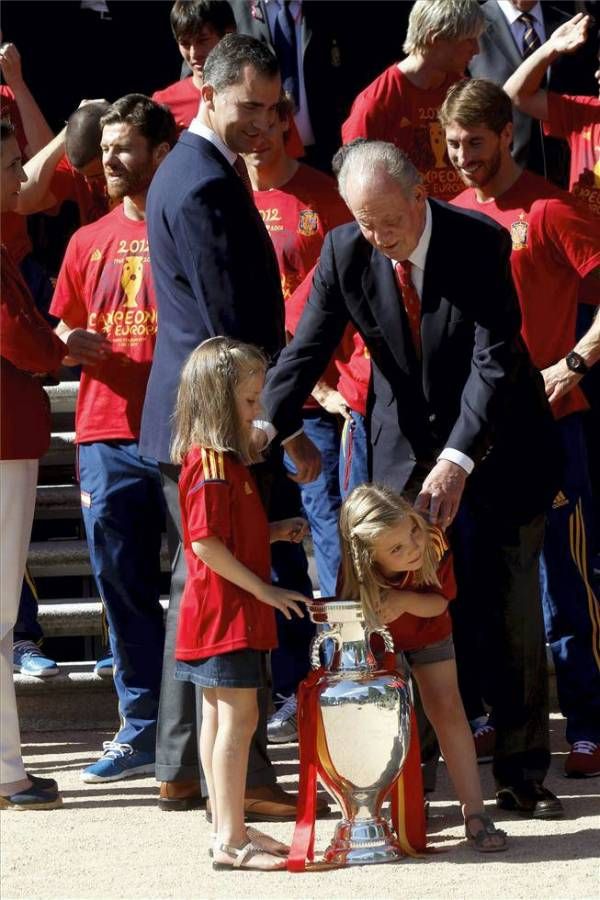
[209, 828, 288, 858]
[212, 839, 287, 871]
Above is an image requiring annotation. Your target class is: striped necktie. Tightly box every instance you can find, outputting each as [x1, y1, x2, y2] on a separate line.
[518, 12, 541, 58]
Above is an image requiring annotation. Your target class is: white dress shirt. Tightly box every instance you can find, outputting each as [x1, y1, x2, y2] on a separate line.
[394, 202, 474, 475]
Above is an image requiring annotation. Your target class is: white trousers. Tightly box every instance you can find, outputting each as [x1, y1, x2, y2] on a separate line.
[1, 459, 38, 789]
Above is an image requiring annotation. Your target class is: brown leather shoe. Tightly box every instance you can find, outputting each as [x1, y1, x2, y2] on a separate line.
[158, 779, 204, 811]
[206, 784, 329, 823]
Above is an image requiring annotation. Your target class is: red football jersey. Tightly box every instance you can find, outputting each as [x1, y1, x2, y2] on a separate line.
[544, 93, 600, 216]
[50, 205, 157, 443]
[374, 527, 456, 653]
[176, 447, 277, 659]
[453, 170, 600, 420]
[342, 66, 464, 200]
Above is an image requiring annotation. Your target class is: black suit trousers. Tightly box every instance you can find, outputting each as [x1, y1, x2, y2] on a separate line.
[450, 502, 550, 788]
[155, 463, 275, 789]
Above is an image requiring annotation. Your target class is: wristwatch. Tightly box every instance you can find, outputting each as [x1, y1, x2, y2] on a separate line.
[565, 351, 589, 375]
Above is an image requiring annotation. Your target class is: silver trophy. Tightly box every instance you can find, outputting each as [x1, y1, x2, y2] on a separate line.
[307, 599, 413, 866]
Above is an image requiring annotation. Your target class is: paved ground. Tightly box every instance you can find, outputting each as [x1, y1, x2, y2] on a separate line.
[1, 714, 598, 899]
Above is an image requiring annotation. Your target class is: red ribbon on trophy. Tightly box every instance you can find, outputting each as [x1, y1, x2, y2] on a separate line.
[287, 656, 428, 873]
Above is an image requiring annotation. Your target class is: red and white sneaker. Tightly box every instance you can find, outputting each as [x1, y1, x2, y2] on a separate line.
[473, 724, 496, 764]
[565, 741, 600, 778]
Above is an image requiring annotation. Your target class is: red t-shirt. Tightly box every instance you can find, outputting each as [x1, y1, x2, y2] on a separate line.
[176, 447, 277, 659]
[452, 170, 600, 420]
[286, 266, 371, 417]
[544, 93, 600, 216]
[50, 205, 157, 443]
[372, 527, 456, 653]
[49, 155, 109, 226]
[152, 77, 305, 158]
[1, 245, 66, 459]
[342, 66, 464, 200]
[0, 86, 32, 263]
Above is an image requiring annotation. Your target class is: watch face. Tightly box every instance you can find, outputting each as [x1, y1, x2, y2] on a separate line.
[567, 352, 586, 374]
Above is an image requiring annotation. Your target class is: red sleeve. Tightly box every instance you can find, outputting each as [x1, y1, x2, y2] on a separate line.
[49, 156, 78, 206]
[49, 233, 89, 327]
[543, 93, 598, 140]
[541, 197, 600, 283]
[285, 265, 316, 334]
[428, 526, 456, 601]
[183, 458, 233, 543]
[1, 247, 66, 373]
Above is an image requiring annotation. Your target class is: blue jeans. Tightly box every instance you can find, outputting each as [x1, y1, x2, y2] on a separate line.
[78, 441, 165, 752]
[339, 410, 369, 499]
[285, 411, 342, 598]
[540, 413, 600, 744]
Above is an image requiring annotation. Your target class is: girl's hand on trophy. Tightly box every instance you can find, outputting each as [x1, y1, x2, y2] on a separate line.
[256, 584, 307, 619]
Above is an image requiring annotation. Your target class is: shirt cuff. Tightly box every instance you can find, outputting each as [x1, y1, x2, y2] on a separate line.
[280, 426, 304, 446]
[438, 447, 474, 475]
[253, 419, 277, 447]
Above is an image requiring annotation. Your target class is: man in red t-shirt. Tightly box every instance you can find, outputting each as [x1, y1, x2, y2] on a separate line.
[341, 0, 484, 201]
[243, 100, 350, 739]
[50, 95, 177, 785]
[442, 78, 600, 782]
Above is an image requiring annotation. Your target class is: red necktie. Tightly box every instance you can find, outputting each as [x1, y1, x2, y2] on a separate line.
[395, 260, 421, 358]
[233, 155, 254, 197]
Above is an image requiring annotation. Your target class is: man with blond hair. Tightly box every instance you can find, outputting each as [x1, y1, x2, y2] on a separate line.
[342, 0, 483, 200]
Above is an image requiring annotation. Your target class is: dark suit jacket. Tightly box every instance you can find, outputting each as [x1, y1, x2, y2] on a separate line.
[468, 1, 584, 181]
[230, 0, 394, 171]
[263, 199, 560, 523]
[140, 131, 285, 463]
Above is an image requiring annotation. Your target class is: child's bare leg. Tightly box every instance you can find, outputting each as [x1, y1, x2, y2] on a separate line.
[199, 688, 218, 834]
[212, 687, 284, 870]
[413, 659, 505, 849]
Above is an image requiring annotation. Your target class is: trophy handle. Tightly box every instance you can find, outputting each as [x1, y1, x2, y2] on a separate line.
[310, 629, 341, 670]
[366, 625, 395, 655]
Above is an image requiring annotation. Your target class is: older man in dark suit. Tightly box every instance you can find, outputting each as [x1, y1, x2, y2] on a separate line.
[264, 138, 564, 818]
[142, 33, 318, 817]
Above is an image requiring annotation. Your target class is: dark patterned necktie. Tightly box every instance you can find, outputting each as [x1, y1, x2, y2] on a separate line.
[273, 0, 299, 109]
[395, 260, 421, 358]
[518, 12, 541, 58]
[233, 155, 253, 197]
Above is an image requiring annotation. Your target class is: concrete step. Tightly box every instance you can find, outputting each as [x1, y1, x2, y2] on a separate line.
[35, 483, 81, 519]
[15, 661, 119, 731]
[40, 431, 76, 467]
[45, 381, 79, 414]
[37, 596, 170, 637]
[28, 536, 170, 578]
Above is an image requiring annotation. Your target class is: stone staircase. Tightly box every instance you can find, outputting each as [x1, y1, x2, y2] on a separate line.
[15, 379, 169, 731]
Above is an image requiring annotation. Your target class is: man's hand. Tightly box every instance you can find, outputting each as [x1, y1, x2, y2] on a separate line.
[311, 382, 352, 420]
[414, 459, 467, 528]
[0, 43, 24, 88]
[542, 358, 581, 406]
[284, 432, 321, 484]
[548, 12, 590, 56]
[270, 517, 309, 544]
[64, 328, 111, 365]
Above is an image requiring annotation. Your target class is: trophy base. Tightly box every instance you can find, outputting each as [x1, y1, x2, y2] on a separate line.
[324, 817, 405, 867]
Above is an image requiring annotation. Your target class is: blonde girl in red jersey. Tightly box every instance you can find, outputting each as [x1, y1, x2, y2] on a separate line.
[339, 483, 507, 853]
[171, 337, 309, 871]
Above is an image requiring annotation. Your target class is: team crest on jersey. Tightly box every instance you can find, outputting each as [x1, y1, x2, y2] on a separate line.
[90, 249, 102, 262]
[298, 210, 319, 236]
[510, 212, 529, 251]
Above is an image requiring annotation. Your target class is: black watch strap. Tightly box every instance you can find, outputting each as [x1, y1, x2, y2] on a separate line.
[566, 351, 589, 375]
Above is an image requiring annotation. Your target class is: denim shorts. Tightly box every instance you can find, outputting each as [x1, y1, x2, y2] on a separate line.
[403, 634, 455, 668]
[174, 648, 268, 689]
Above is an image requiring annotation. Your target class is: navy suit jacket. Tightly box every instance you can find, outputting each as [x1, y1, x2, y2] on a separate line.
[263, 199, 560, 523]
[140, 131, 285, 463]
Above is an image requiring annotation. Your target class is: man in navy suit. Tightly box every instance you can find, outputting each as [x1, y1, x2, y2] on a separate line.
[142, 33, 318, 816]
[263, 138, 564, 818]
